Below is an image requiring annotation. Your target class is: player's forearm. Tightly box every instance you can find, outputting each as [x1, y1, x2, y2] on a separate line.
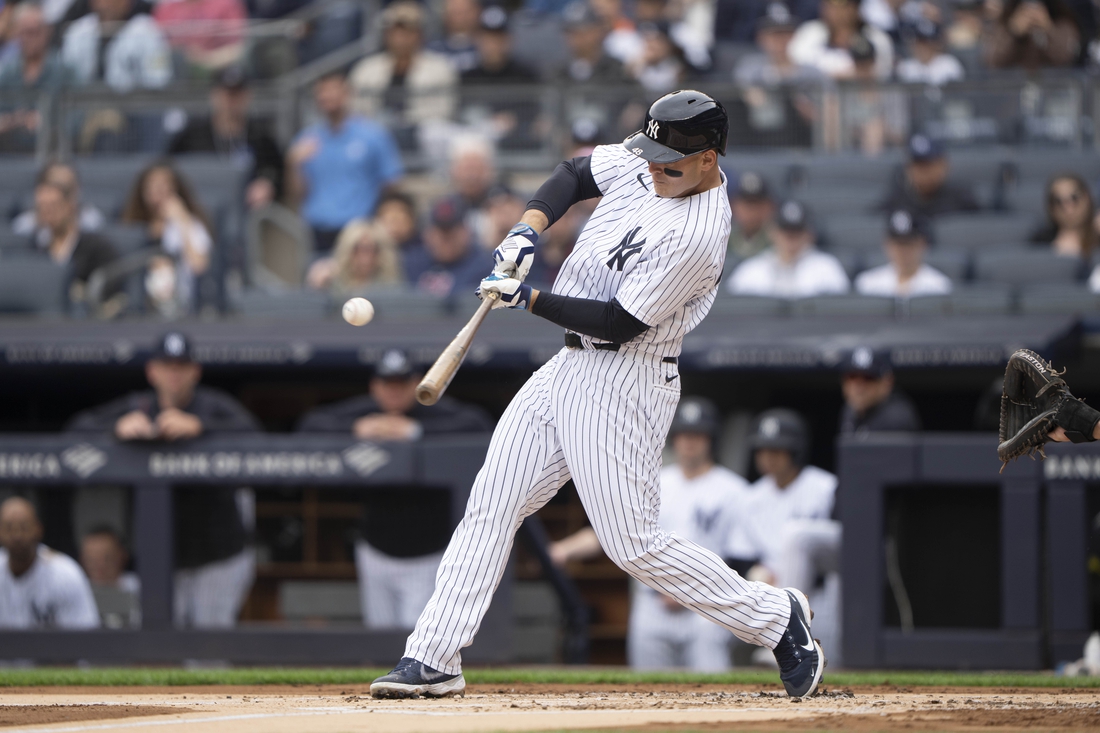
[526, 156, 600, 229]
[529, 291, 648, 344]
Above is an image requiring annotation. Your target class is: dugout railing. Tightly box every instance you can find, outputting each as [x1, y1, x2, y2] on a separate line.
[0, 434, 589, 665]
[838, 433, 1095, 670]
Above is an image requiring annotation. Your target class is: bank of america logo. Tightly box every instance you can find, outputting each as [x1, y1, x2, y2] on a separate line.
[61, 444, 108, 478]
[342, 444, 390, 477]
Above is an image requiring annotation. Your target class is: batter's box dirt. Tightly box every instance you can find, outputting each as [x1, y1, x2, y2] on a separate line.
[0, 704, 182, 727]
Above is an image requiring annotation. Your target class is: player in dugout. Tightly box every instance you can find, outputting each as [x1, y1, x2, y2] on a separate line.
[67, 332, 260, 629]
[0, 496, 100, 629]
[296, 348, 493, 630]
[551, 397, 752, 671]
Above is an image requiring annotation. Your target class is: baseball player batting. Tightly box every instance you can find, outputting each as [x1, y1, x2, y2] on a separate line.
[370, 90, 825, 700]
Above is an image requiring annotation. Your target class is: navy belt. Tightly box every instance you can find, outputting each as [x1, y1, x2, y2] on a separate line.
[565, 333, 677, 364]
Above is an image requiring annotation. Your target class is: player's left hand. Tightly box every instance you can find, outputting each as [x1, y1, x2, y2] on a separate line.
[492, 223, 537, 282]
[156, 408, 203, 441]
[477, 273, 531, 310]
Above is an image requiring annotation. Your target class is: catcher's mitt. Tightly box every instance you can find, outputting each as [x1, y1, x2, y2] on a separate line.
[998, 348, 1100, 470]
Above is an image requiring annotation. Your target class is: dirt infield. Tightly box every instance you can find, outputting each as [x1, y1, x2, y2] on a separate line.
[0, 683, 1098, 732]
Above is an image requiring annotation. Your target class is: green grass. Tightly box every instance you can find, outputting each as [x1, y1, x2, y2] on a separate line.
[0, 667, 1097, 688]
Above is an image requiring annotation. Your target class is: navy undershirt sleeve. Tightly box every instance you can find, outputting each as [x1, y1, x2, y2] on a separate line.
[526, 156, 602, 228]
[530, 293, 649, 344]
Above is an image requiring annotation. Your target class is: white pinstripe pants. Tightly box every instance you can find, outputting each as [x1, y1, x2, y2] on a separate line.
[405, 348, 791, 674]
[173, 548, 255, 629]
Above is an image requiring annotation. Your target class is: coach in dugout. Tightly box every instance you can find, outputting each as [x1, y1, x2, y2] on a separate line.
[0, 497, 99, 629]
[297, 348, 492, 629]
[67, 332, 260, 628]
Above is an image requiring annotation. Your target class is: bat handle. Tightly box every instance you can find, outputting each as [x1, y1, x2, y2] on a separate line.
[415, 293, 497, 406]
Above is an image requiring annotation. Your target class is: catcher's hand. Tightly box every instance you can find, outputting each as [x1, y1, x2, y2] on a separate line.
[998, 349, 1100, 470]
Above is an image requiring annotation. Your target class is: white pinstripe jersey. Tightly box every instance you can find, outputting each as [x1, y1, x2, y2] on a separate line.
[551, 144, 732, 357]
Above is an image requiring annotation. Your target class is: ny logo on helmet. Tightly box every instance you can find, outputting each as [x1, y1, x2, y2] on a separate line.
[760, 417, 780, 438]
[647, 119, 660, 138]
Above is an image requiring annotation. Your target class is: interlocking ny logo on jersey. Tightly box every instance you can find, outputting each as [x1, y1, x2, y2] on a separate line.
[606, 226, 645, 271]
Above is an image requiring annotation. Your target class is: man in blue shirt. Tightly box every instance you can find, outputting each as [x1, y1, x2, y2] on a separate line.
[287, 69, 404, 253]
[403, 197, 487, 301]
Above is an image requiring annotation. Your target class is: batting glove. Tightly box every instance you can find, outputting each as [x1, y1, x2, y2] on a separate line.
[492, 223, 537, 282]
[477, 273, 531, 310]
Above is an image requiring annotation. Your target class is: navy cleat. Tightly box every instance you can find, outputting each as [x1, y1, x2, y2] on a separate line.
[772, 588, 826, 699]
[370, 657, 466, 699]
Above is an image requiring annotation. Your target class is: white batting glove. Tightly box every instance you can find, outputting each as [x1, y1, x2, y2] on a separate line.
[492, 223, 537, 282]
[477, 273, 532, 310]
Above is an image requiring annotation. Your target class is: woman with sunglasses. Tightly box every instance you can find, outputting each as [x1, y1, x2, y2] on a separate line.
[1031, 174, 1098, 266]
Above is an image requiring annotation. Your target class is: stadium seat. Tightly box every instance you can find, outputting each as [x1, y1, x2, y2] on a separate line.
[944, 283, 1013, 315]
[936, 214, 1034, 250]
[903, 294, 952, 316]
[708, 295, 790, 317]
[859, 250, 970, 282]
[100, 224, 148, 254]
[1018, 284, 1100, 315]
[790, 295, 895, 317]
[974, 251, 1081, 286]
[0, 258, 66, 315]
[232, 289, 332, 319]
[821, 213, 884, 253]
[0, 226, 30, 253]
[797, 183, 884, 216]
[369, 288, 450, 319]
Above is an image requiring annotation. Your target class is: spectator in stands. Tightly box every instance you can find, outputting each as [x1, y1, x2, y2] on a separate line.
[297, 347, 492, 629]
[80, 526, 140, 628]
[374, 190, 423, 251]
[67, 331, 260, 629]
[896, 18, 965, 84]
[32, 180, 120, 311]
[556, 1, 630, 84]
[713, 0, 818, 44]
[167, 66, 284, 211]
[154, 0, 247, 75]
[403, 197, 486, 299]
[627, 21, 692, 93]
[855, 208, 952, 297]
[838, 347, 921, 434]
[447, 135, 500, 244]
[0, 5, 74, 152]
[122, 161, 212, 316]
[727, 199, 850, 297]
[461, 7, 539, 149]
[788, 0, 894, 80]
[946, 0, 987, 52]
[591, 0, 639, 63]
[735, 2, 823, 86]
[12, 162, 106, 243]
[830, 32, 908, 155]
[305, 219, 404, 295]
[62, 0, 172, 91]
[287, 69, 404, 254]
[873, 134, 981, 217]
[1031, 174, 1098, 262]
[0, 497, 100, 629]
[349, 1, 458, 141]
[727, 171, 776, 261]
[633, 0, 710, 70]
[463, 6, 538, 85]
[430, 0, 481, 73]
[984, 0, 1081, 69]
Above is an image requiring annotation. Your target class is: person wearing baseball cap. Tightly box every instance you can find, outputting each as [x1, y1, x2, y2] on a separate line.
[296, 348, 492, 630]
[167, 66, 285, 211]
[727, 199, 850, 297]
[66, 332, 262, 629]
[403, 197, 487, 299]
[727, 171, 776, 260]
[838, 346, 921, 435]
[854, 208, 952, 298]
[896, 18, 965, 85]
[874, 133, 981, 217]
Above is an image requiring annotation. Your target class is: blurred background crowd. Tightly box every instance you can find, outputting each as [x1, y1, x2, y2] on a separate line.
[2, 0, 1100, 673]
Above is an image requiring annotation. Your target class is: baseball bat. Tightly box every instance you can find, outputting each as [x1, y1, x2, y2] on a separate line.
[416, 292, 498, 406]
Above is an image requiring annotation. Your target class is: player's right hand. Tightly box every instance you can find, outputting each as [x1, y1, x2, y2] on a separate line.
[492, 223, 537, 282]
[115, 410, 158, 441]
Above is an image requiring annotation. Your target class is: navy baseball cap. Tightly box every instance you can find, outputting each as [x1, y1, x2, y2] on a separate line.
[775, 199, 809, 231]
[842, 346, 892, 378]
[908, 133, 944, 162]
[886, 208, 931, 241]
[152, 332, 193, 363]
[735, 170, 771, 201]
[429, 197, 467, 229]
[375, 348, 417, 379]
[757, 2, 797, 32]
[849, 33, 876, 63]
[910, 17, 942, 41]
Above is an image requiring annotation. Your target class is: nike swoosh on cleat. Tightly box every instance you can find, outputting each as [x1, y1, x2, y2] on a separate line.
[637, 173, 649, 190]
[796, 617, 815, 651]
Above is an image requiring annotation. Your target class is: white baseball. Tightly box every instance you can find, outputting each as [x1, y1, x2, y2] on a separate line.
[342, 297, 375, 326]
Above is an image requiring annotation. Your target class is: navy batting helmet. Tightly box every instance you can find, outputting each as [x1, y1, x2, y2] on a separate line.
[669, 396, 721, 457]
[623, 90, 729, 164]
[749, 408, 810, 467]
